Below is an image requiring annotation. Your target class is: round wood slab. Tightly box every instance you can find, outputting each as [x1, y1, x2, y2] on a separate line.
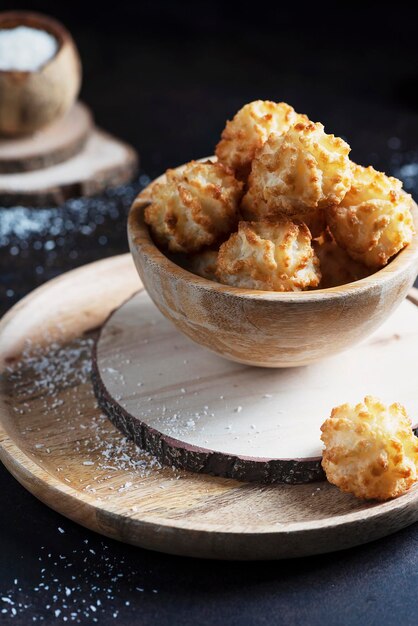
[93, 288, 418, 484]
[0, 129, 138, 207]
[0, 102, 93, 174]
[1, 255, 418, 560]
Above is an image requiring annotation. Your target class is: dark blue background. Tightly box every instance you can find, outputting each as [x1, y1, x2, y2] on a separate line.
[1, 1, 418, 623]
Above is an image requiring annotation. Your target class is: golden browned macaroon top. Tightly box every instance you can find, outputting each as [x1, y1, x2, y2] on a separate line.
[216, 219, 321, 291]
[215, 100, 305, 181]
[243, 121, 352, 219]
[145, 161, 243, 254]
[321, 396, 418, 500]
[327, 163, 415, 268]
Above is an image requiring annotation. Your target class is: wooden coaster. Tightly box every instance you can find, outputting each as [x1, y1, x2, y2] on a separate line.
[1, 254, 418, 560]
[93, 289, 418, 483]
[0, 130, 138, 207]
[0, 102, 92, 174]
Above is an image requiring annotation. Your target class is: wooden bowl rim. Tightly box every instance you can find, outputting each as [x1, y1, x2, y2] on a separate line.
[128, 159, 418, 303]
[0, 10, 75, 75]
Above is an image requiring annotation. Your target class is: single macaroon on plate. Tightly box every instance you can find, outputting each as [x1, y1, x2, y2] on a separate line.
[2, 255, 418, 560]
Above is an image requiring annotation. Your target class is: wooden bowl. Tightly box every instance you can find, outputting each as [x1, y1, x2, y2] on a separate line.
[128, 165, 418, 368]
[0, 11, 81, 136]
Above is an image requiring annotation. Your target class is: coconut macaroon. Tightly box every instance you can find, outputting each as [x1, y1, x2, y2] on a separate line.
[327, 164, 415, 268]
[145, 161, 243, 254]
[185, 249, 218, 281]
[321, 396, 418, 501]
[216, 219, 321, 291]
[215, 100, 305, 181]
[313, 230, 371, 288]
[243, 121, 352, 220]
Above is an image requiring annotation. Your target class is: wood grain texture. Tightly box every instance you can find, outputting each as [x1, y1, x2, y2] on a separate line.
[0, 129, 138, 207]
[0, 102, 92, 173]
[93, 289, 418, 483]
[128, 164, 418, 368]
[0, 11, 81, 137]
[1, 255, 418, 560]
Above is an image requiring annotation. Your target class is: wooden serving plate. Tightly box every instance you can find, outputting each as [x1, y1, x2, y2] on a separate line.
[1, 254, 418, 560]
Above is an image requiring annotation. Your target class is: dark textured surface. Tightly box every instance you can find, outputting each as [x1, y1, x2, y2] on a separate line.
[1, 459, 418, 625]
[0, 177, 146, 311]
[1, 1, 418, 623]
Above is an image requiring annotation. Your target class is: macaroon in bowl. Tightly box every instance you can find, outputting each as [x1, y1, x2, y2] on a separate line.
[128, 158, 418, 368]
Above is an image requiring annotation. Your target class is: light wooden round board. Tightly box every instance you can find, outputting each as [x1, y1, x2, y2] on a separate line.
[1, 254, 418, 560]
[0, 127, 138, 207]
[0, 102, 93, 174]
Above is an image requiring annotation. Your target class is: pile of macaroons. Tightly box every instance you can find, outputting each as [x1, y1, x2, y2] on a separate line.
[145, 100, 415, 291]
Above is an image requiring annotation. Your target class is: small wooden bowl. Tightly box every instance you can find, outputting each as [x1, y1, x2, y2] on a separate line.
[128, 165, 418, 368]
[0, 11, 81, 136]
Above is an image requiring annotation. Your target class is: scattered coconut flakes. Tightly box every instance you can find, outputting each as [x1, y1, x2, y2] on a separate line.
[1, 177, 143, 311]
[4, 336, 179, 506]
[118, 482, 133, 493]
[0, 514, 165, 622]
